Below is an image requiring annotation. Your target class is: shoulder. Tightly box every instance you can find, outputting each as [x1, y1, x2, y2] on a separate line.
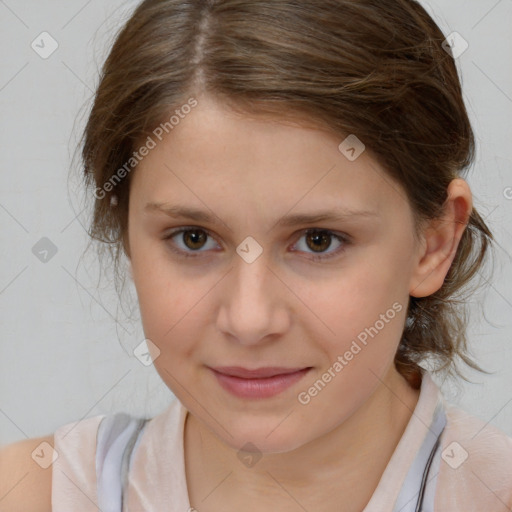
[436, 401, 512, 509]
[51, 413, 106, 511]
[443, 403, 512, 463]
[0, 434, 54, 512]
[51, 411, 154, 511]
[0, 411, 157, 512]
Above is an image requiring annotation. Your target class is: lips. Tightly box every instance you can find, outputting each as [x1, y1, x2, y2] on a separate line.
[209, 366, 312, 399]
[210, 366, 310, 379]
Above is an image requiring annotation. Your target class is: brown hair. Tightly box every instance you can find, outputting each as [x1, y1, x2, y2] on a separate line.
[80, 0, 495, 389]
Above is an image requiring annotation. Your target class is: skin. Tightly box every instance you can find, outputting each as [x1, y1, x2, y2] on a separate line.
[126, 93, 472, 511]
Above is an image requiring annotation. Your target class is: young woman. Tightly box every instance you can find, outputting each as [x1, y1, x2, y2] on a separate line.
[2, 1, 511, 511]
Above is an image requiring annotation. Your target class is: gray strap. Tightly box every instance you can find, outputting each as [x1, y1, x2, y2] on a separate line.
[96, 413, 149, 512]
[393, 401, 447, 512]
[419, 436, 444, 512]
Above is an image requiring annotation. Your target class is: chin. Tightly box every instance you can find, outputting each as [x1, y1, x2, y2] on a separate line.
[212, 419, 312, 455]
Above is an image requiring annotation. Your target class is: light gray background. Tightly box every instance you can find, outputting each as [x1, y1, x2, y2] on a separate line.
[1, 0, 511, 446]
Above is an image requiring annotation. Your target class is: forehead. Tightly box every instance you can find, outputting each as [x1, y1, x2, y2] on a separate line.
[130, 97, 406, 220]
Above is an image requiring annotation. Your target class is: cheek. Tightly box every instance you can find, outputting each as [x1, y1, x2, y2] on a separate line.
[135, 270, 203, 344]
[311, 258, 408, 373]
[294, 270, 407, 424]
[130, 237, 189, 339]
[130, 237, 225, 370]
[132, 257, 209, 386]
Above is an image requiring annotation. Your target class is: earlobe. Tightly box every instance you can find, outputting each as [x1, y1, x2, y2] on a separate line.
[409, 179, 473, 298]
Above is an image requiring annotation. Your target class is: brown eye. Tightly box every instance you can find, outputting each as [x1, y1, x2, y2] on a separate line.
[181, 229, 208, 250]
[292, 229, 349, 261]
[305, 230, 333, 253]
[163, 227, 218, 258]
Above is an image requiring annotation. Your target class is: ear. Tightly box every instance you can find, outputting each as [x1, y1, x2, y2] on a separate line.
[409, 178, 473, 298]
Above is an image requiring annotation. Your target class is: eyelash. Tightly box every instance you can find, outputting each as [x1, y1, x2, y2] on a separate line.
[162, 227, 350, 262]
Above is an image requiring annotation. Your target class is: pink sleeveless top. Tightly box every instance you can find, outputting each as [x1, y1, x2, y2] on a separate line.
[51, 372, 512, 511]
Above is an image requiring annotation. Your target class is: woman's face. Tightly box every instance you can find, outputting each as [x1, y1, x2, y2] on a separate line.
[127, 95, 423, 453]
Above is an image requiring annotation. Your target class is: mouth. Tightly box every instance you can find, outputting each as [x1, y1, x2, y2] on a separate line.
[208, 366, 312, 399]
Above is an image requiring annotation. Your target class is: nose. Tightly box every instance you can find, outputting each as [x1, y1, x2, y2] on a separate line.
[216, 251, 291, 346]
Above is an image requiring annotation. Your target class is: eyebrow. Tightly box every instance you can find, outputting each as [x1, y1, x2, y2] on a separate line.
[144, 202, 380, 228]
